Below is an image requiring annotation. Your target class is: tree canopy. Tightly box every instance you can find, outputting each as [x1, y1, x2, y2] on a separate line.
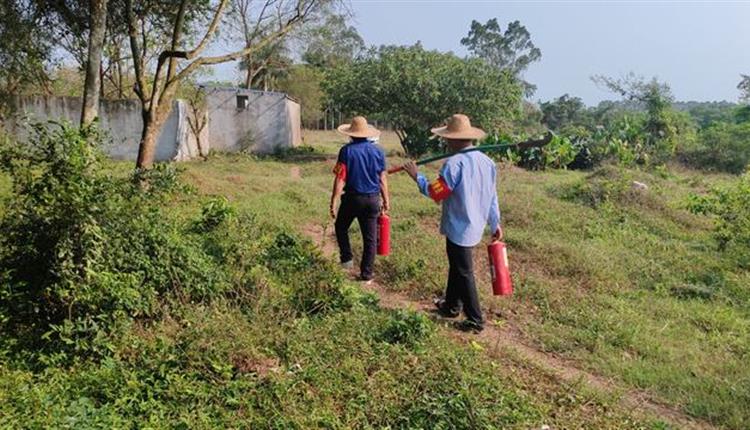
[323, 43, 522, 155]
[301, 12, 364, 69]
[461, 18, 541, 97]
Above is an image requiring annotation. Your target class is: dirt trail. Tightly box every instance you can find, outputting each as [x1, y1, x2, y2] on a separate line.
[301, 223, 716, 430]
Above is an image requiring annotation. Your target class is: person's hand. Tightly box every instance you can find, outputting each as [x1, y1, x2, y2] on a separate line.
[492, 226, 503, 242]
[382, 199, 391, 214]
[329, 203, 336, 219]
[403, 161, 418, 180]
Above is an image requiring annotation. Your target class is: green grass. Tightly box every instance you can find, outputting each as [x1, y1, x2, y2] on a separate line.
[1, 129, 744, 428]
[173, 131, 748, 428]
[0, 130, 667, 429]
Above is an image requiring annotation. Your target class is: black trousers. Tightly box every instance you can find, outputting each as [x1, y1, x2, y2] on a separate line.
[445, 239, 483, 325]
[335, 193, 380, 279]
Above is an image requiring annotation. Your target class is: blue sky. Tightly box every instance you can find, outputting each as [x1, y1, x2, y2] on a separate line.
[212, 1, 750, 105]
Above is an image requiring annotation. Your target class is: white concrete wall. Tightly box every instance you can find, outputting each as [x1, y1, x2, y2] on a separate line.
[8, 95, 181, 161]
[204, 88, 300, 154]
[6, 88, 300, 161]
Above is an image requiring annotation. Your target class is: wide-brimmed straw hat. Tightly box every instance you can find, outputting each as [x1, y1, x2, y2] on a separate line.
[431, 114, 486, 140]
[337, 116, 381, 138]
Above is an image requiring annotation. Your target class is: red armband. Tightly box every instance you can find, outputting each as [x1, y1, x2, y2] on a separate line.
[428, 176, 452, 202]
[333, 162, 347, 181]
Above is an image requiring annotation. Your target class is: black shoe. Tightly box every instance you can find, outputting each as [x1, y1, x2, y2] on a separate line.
[433, 298, 460, 318]
[455, 319, 484, 333]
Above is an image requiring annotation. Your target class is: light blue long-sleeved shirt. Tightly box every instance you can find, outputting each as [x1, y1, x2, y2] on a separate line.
[416, 150, 500, 247]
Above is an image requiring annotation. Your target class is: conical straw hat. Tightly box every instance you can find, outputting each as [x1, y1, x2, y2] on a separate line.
[431, 114, 486, 140]
[337, 116, 381, 138]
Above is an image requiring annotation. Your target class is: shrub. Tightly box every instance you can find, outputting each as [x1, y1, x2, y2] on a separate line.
[0, 124, 227, 356]
[263, 232, 350, 315]
[688, 172, 750, 265]
[557, 166, 641, 208]
[681, 122, 750, 174]
[380, 309, 433, 349]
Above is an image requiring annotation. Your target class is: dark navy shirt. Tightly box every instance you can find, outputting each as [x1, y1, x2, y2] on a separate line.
[334, 138, 386, 195]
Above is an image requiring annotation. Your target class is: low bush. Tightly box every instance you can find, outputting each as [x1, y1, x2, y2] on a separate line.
[0, 123, 350, 361]
[688, 171, 750, 266]
[680, 121, 750, 174]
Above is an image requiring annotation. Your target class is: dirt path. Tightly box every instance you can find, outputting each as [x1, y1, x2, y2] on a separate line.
[301, 223, 717, 430]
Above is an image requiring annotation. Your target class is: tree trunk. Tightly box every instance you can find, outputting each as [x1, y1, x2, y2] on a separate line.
[135, 106, 171, 169]
[80, 0, 109, 126]
[244, 66, 253, 89]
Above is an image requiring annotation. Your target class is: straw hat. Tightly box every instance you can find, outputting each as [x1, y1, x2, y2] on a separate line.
[431, 114, 486, 140]
[337, 116, 381, 138]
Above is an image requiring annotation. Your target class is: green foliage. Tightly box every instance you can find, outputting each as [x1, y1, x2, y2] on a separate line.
[487, 133, 577, 170]
[557, 166, 636, 207]
[688, 172, 750, 264]
[323, 43, 523, 156]
[380, 309, 433, 348]
[461, 18, 541, 96]
[0, 123, 225, 356]
[0, 123, 352, 361]
[193, 196, 235, 232]
[263, 232, 349, 315]
[739, 74, 750, 104]
[276, 65, 325, 127]
[301, 12, 364, 69]
[591, 74, 695, 164]
[681, 121, 750, 174]
[540, 94, 589, 131]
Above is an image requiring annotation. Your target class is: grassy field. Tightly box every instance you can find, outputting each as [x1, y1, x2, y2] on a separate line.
[1, 129, 747, 428]
[178, 130, 748, 428]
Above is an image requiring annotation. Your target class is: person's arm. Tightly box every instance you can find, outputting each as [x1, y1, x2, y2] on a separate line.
[403, 160, 456, 202]
[379, 171, 390, 213]
[330, 175, 345, 219]
[488, 190, 503, 241]
[330, 149, 348, 218]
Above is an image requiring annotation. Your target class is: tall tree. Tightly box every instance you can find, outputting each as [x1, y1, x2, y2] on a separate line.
[80, 0, 108, 126]
[124, 0, 321, 169]
[540, 94, 587, 131]
[739, 74, 750, 104]
[460, 18, 541, 97]
[301, 12, 363, 69]
[0, 1, 55, 98]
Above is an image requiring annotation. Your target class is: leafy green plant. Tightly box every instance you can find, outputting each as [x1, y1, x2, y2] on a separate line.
[0, 123, 225, 357]
[688, 172, 750, 265]
[193, 196, 235, 232]
[380, 309, 433, 349]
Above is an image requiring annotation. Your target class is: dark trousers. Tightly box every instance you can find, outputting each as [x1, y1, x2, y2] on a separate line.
[445, 239, 483, 325]
[335, 193, 380, 279]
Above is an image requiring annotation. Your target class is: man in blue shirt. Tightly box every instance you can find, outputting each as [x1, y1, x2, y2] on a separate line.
[330, 116, 390, 282]
[403, 114, 502, 332]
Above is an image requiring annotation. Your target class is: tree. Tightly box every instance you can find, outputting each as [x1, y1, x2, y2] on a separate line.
[323, 43, 523, 156]
[0, 2, 55, 98]
[592, 73, 677, 153]
[461, 18, 541, 97]
[739, 74, 750, 104]
[123, 0, 322, 169]
[540, 94, 588, 131]
[80, 0, 108, 126]
[276, 65, 325, 127]
[301, 12, 363, 69]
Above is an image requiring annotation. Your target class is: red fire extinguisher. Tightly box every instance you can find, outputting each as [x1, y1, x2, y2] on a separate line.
[488, 241, 512, 296]
[377, 214, 390, 256]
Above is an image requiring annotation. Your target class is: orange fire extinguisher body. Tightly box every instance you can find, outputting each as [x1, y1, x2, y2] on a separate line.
[377, 214, 390, 256]
[488, 241, 512, 296]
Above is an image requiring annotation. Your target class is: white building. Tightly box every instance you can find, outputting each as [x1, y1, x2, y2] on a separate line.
[5, 86, 302, 162]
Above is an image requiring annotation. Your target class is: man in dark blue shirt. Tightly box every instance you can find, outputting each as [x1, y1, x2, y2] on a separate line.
[330, 116, 390, 282]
